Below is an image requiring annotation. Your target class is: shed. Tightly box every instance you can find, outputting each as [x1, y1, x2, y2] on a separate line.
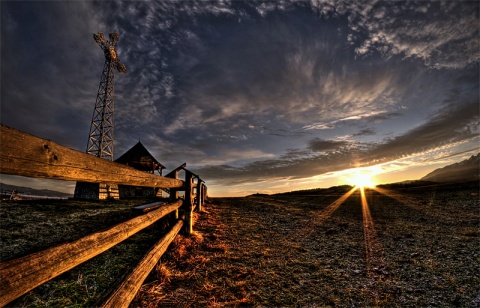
[74, 141, 167, 200]
[115, 141, 165, 175]
[115, 141, 166, 198]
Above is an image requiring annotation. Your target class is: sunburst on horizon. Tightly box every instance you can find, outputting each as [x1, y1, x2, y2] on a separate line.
[347, 168, 377, 189]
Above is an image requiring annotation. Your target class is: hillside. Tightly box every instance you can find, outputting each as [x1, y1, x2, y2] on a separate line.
[275, 185, 353, 196]
[0, 182, 72, 198]
[421, 153, 480, 182]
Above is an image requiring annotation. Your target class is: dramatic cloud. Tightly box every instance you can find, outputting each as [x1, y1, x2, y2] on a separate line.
[363, 99, 479, 164]
[194, 97, 479, 186]
[314, 1, 480, 68]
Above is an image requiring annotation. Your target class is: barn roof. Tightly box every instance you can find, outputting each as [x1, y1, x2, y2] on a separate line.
[115, 141, 165, 172]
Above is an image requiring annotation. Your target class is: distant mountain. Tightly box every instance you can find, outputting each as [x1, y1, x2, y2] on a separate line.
[376, 180, 437, 189]
[0, 182, 72, 198]
[421, 153, 480, 183]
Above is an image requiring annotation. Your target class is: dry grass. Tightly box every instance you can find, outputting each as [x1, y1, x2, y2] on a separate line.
[0, 199, 143, 262]
[132, 182, 479, 307]
[0, 198, 173, 307]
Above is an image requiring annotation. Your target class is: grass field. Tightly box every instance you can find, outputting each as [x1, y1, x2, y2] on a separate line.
[133, 182, 479, 307]
[1, 182, 479, 307]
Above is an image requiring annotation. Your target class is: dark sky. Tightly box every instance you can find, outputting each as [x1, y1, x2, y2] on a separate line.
[1, 1, 479, 196]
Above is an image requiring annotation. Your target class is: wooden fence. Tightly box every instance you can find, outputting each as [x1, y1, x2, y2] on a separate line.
[0, 124, 207, 307]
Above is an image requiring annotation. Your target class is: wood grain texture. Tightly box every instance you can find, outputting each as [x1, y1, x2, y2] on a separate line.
[102, 220, 184, 308]
[0, 124, 183, 188]
[0, 199, 183, 307]
[132, 201, 165, 213]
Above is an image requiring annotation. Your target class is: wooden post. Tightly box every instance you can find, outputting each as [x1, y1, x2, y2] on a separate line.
[203, 184, 208, 203]
[184, 171, 194, 235]
[197, 181, 203, 212]
[166, 164, 186, 221]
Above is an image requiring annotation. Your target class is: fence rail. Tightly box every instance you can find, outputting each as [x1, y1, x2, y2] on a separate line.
[0, 124, 183, 188]
[0, 124, 207, 307]
[102, 219, 184, 308]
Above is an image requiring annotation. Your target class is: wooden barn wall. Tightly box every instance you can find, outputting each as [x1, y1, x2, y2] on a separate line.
[74, 182, 119, 200]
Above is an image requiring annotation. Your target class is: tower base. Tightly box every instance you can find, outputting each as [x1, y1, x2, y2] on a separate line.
[74, 182, 120, 200]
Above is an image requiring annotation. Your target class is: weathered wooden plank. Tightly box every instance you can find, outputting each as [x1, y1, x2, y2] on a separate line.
[102, 220, 184, 308]
[0, 124, 183, 188]
[132, 201, 165, 213]
[0, 199, 183, 307]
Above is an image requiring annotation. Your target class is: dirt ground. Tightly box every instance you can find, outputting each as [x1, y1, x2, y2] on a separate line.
[133, 182, 479, 307]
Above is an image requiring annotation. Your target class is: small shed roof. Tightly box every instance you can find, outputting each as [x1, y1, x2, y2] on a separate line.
[115, 141, 165, 172]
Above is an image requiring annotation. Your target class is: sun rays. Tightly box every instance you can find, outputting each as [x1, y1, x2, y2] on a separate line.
[305, 184, 385, 276]
[360, 187, 385, 274]
[313, 186, 358, 225]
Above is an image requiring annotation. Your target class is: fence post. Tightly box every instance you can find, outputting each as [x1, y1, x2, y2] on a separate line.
[184, 171, 194, 234]
[197, 181, 203, 212]
[166, 163, 186, 221]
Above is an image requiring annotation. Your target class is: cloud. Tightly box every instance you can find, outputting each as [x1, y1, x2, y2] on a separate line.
[11, 0, 464, 146]
[196, 149, 276, 166]
[193, 96, 479, 185]
[308, 138, 350, 152]
[352, 128, 376, 136]
[140, 7, 413, 143]
[303, 111, 398, 130]
[316, 1, 480, 69]
[362, 99, 479, 164]
[83, 2, 480, 185]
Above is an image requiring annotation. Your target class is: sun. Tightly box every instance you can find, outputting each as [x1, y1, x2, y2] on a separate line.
[349, 170, 377, 188]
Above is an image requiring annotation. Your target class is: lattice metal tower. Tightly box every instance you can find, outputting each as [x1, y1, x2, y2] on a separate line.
[86, 32, 126, 160]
